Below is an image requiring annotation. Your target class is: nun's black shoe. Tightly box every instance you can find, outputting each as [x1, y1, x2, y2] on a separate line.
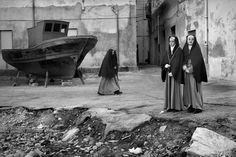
[114, 90, 122, 95]
[187, 107, 195, 113]
[194, 109, 202, 114]
[167, 109, 177, 112]
[97, 92, 104, 95]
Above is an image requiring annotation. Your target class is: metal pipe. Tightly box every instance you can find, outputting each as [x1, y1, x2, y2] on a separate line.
[204, 0, 209, 64]
[157, 15, 160, 65]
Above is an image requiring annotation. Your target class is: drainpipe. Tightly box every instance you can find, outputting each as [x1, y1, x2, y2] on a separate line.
[32, 0, 36, 27]
[204, 0, 209, 64]
[157, 15, 160, 65]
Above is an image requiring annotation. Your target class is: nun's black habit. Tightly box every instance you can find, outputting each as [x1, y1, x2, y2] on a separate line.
[98, 49, 121, 95]
[161, 36, 185, 111]
[182, 35, 208, 113]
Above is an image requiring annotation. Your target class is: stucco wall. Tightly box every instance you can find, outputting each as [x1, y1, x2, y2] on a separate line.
[80, 2, 137, 67]
[181, 0, 206, 53]
[0, 0, 137, 70]
[136, 0, 150, 64]
[154, 0, 236, 80]
[208, 0, 236, 79]
[154, 0, 186, 65]
[184, 0, 236, 80]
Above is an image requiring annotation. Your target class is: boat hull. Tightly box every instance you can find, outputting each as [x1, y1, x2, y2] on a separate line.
[2, 35, 97, 79]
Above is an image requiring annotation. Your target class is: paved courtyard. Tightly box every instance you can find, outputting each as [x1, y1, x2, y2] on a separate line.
[0, 67, 235, 122]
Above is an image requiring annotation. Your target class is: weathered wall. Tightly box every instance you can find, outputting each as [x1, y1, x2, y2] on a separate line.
[208, 0, 236, 80]
[152, 0, 236, 80]
[0, 0, 137, 70]
[184, 0, 236, 80]
[156, 0, 205, 52]
[0, 0, 33, 49]
[151, 0, 186, 66]
[80, 1, 137, 67]
[136, 0, 150, 65]
[182, 0, 207, 64]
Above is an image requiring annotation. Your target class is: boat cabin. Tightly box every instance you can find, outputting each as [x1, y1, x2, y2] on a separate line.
[27, 20, 69, 48]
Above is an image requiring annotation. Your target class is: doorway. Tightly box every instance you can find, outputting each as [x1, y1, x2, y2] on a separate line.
[0, 30, 13, 70]
[171, 25, 175, 36]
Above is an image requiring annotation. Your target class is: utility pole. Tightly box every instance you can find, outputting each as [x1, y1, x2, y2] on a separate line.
[112, 5, 120, 65]
[32, 0, 36, 27]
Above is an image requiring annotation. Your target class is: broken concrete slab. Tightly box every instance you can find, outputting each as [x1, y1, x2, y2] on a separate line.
[75, 111, 91, 126]
[186, 127, 236, 157]
[159, 125, 167, 133]
[86, 108, 151, 137]
[62, 127, 80, 142]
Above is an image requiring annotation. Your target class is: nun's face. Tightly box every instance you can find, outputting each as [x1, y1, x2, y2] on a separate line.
[187, 35, 195, 46]
[169, 37, 176, 47]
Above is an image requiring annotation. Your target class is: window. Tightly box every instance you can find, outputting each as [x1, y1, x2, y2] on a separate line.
[61, 24, 68, 33]
[45, 23, 53, 32]
[188, 30, 196, 36]
[53, 23, 61, 32]
[0, 30, 13, 69]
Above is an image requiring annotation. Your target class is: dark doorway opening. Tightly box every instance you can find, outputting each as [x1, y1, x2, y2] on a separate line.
[171, 25, 175, 36]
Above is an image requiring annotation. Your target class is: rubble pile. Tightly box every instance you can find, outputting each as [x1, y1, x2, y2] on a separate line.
[0, 107, 235, 157]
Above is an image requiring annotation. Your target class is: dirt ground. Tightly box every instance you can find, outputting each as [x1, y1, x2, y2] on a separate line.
[0, 106, 235, 157]
[0, 69, 236, 156]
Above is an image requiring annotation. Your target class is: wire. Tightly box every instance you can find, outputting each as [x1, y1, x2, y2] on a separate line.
[0, 15, 147, 22]
[136, 19, 148, 22]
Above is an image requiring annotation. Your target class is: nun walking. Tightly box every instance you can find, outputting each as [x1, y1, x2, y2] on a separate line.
[98, 49, 122, 95]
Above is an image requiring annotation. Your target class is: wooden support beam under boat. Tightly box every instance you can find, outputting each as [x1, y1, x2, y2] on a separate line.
[44, 71, 49, 88]
[75, 69, 85, 85]
[13, 71, 20, 86]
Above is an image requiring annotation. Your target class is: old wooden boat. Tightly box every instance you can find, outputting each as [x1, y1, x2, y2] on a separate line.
[2, 20, 97, 80]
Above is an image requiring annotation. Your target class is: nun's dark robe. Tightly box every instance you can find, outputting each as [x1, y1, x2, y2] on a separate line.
[161, 46, 185, 111]
[182, 42, 208, 110]
[98, 49, 120, 95]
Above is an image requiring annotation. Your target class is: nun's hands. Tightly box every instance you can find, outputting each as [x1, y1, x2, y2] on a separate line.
[183, 65, 190, 73]
[165, 64, 171, 68]
[168, 72, 173, 77]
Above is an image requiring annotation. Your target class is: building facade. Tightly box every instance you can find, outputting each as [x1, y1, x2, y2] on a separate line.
[0, 0, 137, 71]
[150, 0, 236, 80]
[136, 0, 151, 65]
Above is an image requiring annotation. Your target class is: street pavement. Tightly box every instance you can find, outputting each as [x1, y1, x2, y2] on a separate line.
[0, 67, 235, 123]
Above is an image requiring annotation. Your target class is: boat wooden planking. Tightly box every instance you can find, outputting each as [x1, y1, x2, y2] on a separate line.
[1, 20, 97, 80]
